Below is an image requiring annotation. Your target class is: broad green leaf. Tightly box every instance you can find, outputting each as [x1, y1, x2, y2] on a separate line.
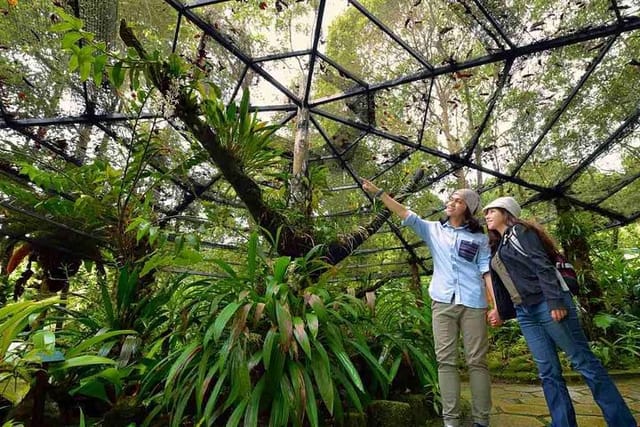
[243, 377, 266, 427]
[124, 217, 145, 233]
[70, 380, 110, 403]
[275, 303, 293, 351]
[305, 313, 319, 339]
[197, 360, 220, 413]
[148, 225, 160, 246]
[287, 361, 306, 421]
[269, 391, 290, 427]
[173, 374, 194, 427]
[110, 61, 124, 88]
[226, 102, 237, 123]
[310, 341, 334, 413]
[32, 330, 55, 353]
[69, 54, 79, 72]
[56, 355, 117, 370]
[334, 369, 362, 412]
[212, 259, 238, 279]
[165, 342, 200, 386]
[302, 368, 319, 427]
[0, 297, 59, 355]
[389, 356, 402, 382]
[80, 59, 92, 81]
[79, 408, 86, 427]
[93, 56, 106, 86]
[350, 339, 390, 395]
[0, 374, 30, 405]
[61, 31, 83, 49]
[203, 371, 228, 423]
[175, 248, 203, 264]
[226, 399, 248, 427]
[262, 328, 278, 370]
[50, 21, 75, 32]
[273, 257, 291, 282]
[328, 340, 364, 393]
[292, 317, 312, 359]
[54, 7, 84, 30]
[263, 341, 285, 394]
[116, 268, 138, 311]
[306, 294, 327, 322]
[246, 232, 258, 282]
[140, 255, 170, 278]
[136, 220, 151, 243]
[213, 302, 241, 342]
[227, 347, 251, 408]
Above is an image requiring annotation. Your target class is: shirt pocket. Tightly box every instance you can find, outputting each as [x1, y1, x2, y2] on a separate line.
[458, 239, 480, 262]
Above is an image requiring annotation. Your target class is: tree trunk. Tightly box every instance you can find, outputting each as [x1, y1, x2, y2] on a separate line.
[290, 80, 312, 217]
[461, 80, 483, 187]
[435, 81, 467, 188]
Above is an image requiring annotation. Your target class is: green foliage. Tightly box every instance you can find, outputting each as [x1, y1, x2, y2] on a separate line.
[365, 282, 439, 399]
[139, 233, 392, 426]
[592, 246, 640, 313]
[0, 297, 59, 405]
[587, 238, 640, 368]
[200, 88, 283, 172]
[0, 297, 133, 407]
[592, 312, 640, 368]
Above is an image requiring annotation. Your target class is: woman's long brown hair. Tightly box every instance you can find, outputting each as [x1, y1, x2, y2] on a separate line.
[487, 208, 559, 258]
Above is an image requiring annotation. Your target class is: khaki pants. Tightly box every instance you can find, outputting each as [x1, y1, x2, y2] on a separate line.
[432, 301, 491, 427]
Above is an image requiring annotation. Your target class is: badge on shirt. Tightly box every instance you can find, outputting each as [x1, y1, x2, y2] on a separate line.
[458, 240, 479, 262]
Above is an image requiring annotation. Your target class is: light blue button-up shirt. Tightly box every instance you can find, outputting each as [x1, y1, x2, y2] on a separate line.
[402, 211, 491, 308]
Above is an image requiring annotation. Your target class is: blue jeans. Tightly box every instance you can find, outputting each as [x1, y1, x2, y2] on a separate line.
[516, 292, 636, 427]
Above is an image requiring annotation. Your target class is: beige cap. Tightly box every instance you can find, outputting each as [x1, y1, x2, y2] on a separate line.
[483, 196, 521, 218]
[453, 188, 481, 215]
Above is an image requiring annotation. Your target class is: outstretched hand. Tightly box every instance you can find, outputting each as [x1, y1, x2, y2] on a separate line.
[361, 178, 379, 195]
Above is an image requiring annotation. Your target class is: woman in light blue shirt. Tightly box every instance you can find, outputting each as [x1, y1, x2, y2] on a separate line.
[362, 179, 495, 427]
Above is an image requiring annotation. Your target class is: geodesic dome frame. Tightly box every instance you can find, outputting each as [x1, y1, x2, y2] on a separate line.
[1, 0, 640, 281]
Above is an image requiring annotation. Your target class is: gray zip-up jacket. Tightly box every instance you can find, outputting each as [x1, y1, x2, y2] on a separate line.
[491, 224, 568, 320]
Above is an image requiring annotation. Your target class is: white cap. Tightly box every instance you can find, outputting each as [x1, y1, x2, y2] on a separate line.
[483, 196, 521, 218]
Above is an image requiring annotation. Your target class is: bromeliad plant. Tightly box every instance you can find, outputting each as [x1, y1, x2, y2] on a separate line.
[140, 233, 390, 427]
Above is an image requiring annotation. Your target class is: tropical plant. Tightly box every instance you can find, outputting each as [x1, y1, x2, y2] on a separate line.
[0, 296, 135, 422]
[592, 312, 640, 369]
[137, 233, 393, 426]
[362, 282, 439, 401]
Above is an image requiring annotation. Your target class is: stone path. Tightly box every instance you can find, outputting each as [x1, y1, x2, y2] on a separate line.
[428, 377, 640, 426]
